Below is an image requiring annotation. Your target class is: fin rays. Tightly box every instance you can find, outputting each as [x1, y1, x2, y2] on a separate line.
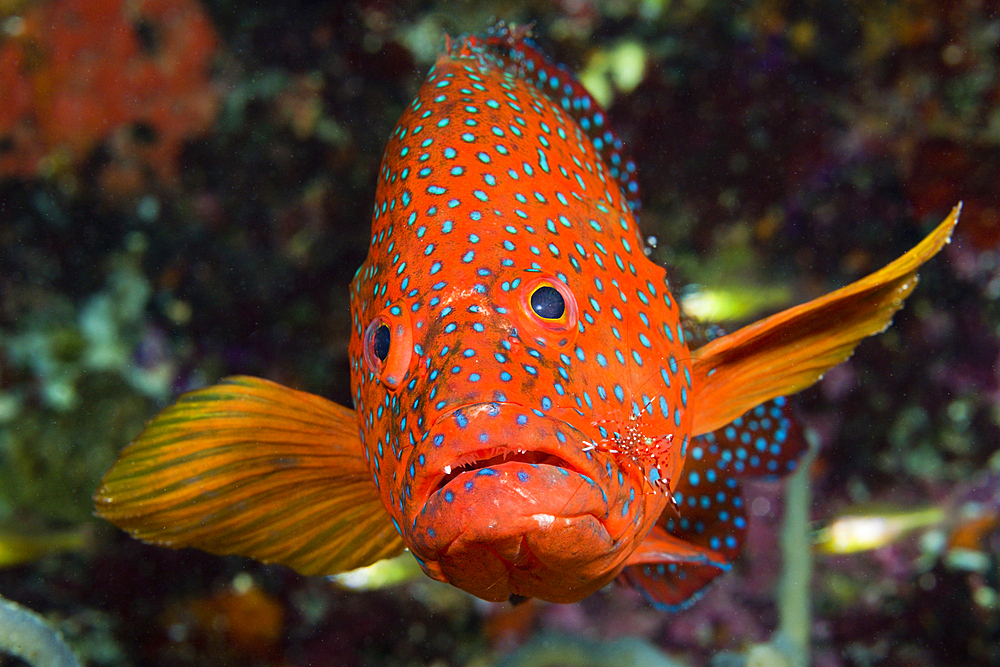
[94, 376, 404, 576]
[690, 205, 960, 436]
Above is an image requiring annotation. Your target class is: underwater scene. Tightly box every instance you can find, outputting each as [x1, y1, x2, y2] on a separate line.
[0, 0, 998, 665]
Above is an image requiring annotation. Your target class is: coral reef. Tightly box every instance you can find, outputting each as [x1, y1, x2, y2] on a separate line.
[0, 0, 219, 194]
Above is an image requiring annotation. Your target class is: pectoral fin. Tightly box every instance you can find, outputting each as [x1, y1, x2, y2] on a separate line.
[94, 376, 404, 575]
[690, 205, 960, 436]
[625, 525, 730, 568]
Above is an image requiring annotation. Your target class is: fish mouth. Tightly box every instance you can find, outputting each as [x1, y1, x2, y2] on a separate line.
[431, 447, 586, 496]
[420, 400, 599, 497]
[408, 401, 624, 601]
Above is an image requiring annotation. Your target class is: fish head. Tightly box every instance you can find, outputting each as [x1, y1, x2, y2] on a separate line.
[348, 36, 695, 603]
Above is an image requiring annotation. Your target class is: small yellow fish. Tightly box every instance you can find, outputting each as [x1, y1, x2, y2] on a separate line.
[680, 283, 795, 323]
[816, 471, 1000, 555]
[814, 505, 947, 554]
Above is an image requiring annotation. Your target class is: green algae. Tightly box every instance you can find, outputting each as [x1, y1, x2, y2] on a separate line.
[0, 372, 150, 524]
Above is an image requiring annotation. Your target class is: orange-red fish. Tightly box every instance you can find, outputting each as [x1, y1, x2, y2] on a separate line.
[95, 25, 960, 610]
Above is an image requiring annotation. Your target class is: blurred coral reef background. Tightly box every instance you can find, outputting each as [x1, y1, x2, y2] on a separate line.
[1, 1, 998, 666]
[0, 0, 219, 194]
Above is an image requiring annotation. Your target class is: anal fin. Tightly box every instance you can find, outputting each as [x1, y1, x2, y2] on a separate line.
[618, 523, 731, 612]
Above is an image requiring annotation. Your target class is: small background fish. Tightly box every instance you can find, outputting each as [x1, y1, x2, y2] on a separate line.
[0, 3, 996, 667]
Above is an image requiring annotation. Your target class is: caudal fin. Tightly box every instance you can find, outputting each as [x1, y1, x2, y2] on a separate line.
[690, 205, 960, 436]
[94, 376, 404, 575]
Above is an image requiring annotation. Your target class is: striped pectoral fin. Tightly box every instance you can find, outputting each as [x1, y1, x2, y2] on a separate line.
[94, 376, 404, 576]
[690, 204, 961, 436]
[620, 433, 749, 610]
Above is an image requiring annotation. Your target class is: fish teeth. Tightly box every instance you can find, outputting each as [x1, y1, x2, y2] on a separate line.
[443, 465, 452, 475]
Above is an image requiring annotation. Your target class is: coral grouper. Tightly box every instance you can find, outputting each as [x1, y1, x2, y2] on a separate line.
[95, 25, 959, 610]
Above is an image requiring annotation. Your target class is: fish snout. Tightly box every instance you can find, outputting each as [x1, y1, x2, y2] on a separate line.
[404, 403, 624, 602]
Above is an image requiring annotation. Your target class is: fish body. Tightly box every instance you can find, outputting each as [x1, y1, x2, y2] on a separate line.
[350, 30, 692, 602]
[95, 25, 960, 610]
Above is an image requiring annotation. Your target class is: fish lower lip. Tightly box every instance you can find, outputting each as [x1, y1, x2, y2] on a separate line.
[432, 450, 580, 495]
[411, 457, 615, 600]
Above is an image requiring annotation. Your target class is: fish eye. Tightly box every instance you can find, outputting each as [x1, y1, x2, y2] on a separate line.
[360, 305, 414, 390]
[372, 323, 391, 361]
[530, 285, 565, 320]
[517, 275, 577, 345]
[363, 318, 392, 372]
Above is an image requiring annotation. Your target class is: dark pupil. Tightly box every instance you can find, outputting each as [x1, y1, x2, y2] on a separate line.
[372, 324, 391, 361]
[530, 285, 565, 320]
